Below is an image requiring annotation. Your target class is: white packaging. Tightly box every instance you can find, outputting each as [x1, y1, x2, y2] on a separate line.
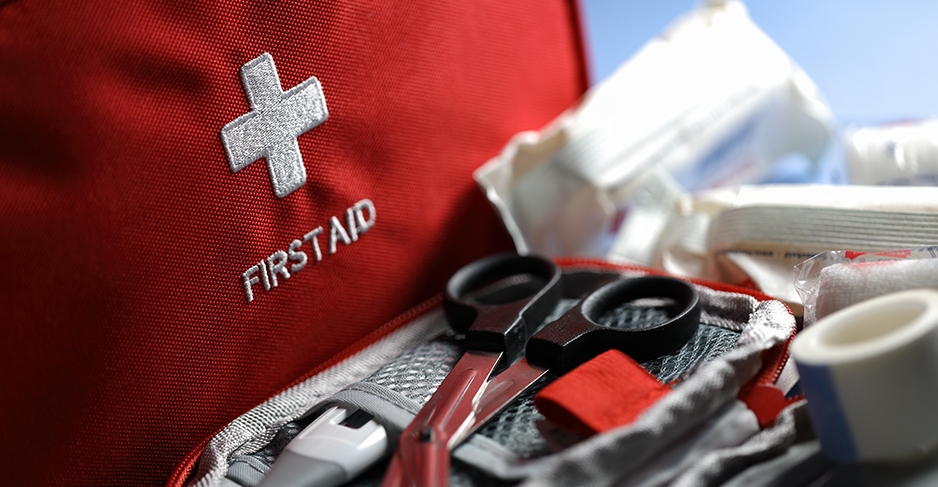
[846, 119, 938, 185]
[654, 185, 938, 312]
[474, 0, 834, 260]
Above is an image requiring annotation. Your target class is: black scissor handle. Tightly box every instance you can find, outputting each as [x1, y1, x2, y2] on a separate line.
[445, 253, 562, 358]
[526, 276, 699, 374]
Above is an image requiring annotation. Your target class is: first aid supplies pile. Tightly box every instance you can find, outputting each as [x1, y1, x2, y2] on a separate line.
[474, 0, 938, 485]
[4, 1, 938, 487]
[205, 257, 797, 487]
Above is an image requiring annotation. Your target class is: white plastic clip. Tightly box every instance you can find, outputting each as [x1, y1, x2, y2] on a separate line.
[259, 406, 388, 487]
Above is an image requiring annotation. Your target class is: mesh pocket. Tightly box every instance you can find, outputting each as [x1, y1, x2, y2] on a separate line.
[366, 339, 462, 404]
[227, 274, 747, 486]
[642, 324, 739, 383]
[222, 338, 461, 487]
[474, 299, 741, 461]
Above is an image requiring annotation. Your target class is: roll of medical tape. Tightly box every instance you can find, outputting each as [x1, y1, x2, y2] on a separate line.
[792, 289, 938, 462]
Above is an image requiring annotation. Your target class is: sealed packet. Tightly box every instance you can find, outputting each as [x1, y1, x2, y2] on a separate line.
[654, 185, 938, 314]
[474, 0, 833, 260]
[794, 247, 938, 327]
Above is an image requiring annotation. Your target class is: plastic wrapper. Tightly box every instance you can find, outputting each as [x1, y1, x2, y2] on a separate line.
[654, 185, 938, 313]
[846, 119, 938, 185]
[794, 247, 938, 327]
[474, 0, 834, 261]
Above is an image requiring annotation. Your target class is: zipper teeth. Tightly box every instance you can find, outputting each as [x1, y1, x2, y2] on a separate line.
[167, 432, 218, 487]
[761, 334, 794, 387]
[787, 393, 806, 404]
[166, 293, 445, 487]
[170, 258, 798, 486]
[282, 293, 444, 392]
[771, 353, 787, 384]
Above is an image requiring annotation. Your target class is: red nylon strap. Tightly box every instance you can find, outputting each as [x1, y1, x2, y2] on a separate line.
[737, 340, 795, 428]
[740, 383, 788, 429]
[534, 349, 671, 436]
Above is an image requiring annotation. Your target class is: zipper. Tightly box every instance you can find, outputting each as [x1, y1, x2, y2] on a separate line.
[166, 294, 444, 487]
[168, 257, 796, 486]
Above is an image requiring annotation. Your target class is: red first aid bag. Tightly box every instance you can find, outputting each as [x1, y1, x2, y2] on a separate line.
[0, 2, 589, 485]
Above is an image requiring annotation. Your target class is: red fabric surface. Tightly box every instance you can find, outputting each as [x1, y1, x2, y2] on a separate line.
[740, 383, 789, 429]
[0, 2, 588, 485]
[535, 349, 671, 436]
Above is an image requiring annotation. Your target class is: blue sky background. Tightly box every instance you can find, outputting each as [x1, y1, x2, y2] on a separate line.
[581, 0, 938, 126]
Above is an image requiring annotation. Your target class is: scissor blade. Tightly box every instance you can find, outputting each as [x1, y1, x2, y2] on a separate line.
[463, 358, 548, 441]
[386, 350, 502, 487]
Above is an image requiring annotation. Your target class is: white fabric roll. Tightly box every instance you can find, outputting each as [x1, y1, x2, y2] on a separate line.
[815, 259, 938, 321]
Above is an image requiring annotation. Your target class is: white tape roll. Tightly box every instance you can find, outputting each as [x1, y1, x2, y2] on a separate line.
[792, 289, 938, 462]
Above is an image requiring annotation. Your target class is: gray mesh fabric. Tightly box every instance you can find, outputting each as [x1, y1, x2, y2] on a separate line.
[221, 338, 460, 486]
[193, 269, 796, 487]
[642, 325, 740, 384]
[718, 440, 826, 487]
[365, 339, 462, 404]
[476, 298, 743, 461]
[476, 375, 555, 459]
[596, 298, 742, 383]
[189, 308, 450, 487]
[598, 299, 673, 329]
[520, 297, 795, 487]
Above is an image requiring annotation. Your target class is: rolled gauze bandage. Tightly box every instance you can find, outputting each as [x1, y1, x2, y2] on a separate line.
[792, 289, 938, 462]
[815, 258, 938, 322]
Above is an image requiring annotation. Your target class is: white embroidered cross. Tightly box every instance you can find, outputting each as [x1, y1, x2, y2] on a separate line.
[221, 53, 329, 198]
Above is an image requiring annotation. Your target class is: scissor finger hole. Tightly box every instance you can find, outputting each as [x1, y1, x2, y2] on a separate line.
[580, 276, 698, 332]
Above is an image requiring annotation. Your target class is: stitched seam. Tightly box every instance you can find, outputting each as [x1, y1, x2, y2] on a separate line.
[165, 294, 443, 487]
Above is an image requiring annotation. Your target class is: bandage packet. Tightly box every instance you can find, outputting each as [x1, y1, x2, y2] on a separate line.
[474, 0, 834, 259]
[652, 185, 938, 314]
[846, 119, 938, 185]
[794, 247, 938, 327]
